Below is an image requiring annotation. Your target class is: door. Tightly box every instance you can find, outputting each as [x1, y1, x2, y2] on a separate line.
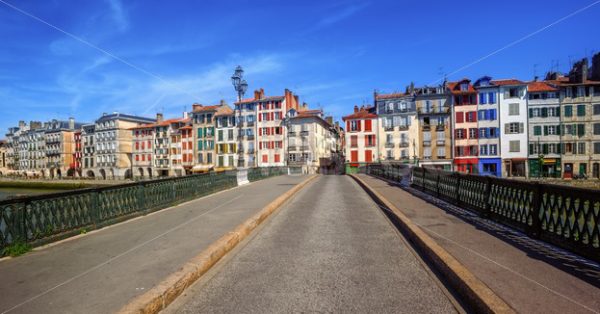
[564, 163, 573, 179]
[579, 163, 587, 176]
[593, 163, 599, 178]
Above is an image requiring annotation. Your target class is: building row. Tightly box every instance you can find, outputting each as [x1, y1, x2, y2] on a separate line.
[343, 53, 600, 178]
[3, 89, 344, 179]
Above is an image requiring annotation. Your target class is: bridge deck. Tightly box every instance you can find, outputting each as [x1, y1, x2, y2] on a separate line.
[166, 175, 458, 313]
[0, 175, 308, 314]
[358, 174, 600, 314]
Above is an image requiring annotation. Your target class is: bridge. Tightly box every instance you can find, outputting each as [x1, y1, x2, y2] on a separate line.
[0, 168, 599, 313]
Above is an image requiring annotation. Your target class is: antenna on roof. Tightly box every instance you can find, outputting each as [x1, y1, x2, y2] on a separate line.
[533, 63, 538, 80]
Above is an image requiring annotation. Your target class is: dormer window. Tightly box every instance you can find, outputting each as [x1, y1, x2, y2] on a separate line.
[460, 83, 468, 91]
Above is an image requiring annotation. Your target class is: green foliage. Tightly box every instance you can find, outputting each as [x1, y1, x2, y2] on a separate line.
[2, 241, 32, 257]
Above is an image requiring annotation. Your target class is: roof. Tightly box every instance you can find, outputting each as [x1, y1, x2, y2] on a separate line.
[214, 104, 234, 116]
[447, 79, 476, 94]
[130, 117, 189, 130]
[96, 113, 155, 124]
[342, 107, 377, 121]
[527, 81, 558, 92]
[490, 79, 526, 86]
[375, 92, 408, 100]
[192, 105, 220, 112]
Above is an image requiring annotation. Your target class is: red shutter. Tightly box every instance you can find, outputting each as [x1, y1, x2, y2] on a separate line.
[456, 112, 463, 123]
[365, 120, 372, 132]
[346, 121, 350, 131]
[274, 154, 280, 163]
[471, 112, 477, 122]
[365, 150, 372, 162]
[259, 142, 263, 149]
[259, 113, 262, 121]
[259, 128, 262, 136]
[351, 150, 358, 162]
[357, 120, 362, 131]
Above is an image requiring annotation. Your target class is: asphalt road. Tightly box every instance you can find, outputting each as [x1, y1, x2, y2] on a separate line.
[0, 175, 307, 314]
[167, 175, 457, 313]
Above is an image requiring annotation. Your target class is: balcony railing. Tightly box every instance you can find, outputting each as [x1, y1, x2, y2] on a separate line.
[436, 139, 446, 145]
[384, 126, 394, 131]
[400, 142, 409, 147]
[398, 125, 409, 131]
[423, 140, 431, 147]
[422, 125, 431, 131]
[300, 130, 309, 136]
[385, 142, 395, 148]
[436, 125, 445, 131]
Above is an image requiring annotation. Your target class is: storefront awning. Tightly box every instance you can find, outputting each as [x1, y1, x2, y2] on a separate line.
[543, 159, 557, 165]
[192, 165, 213, 172]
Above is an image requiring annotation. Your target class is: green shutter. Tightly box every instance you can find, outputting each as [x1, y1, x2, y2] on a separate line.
[541, 108, 548, 117]
[529, 108, 533, 118]
[556, 125, 561, 135]
[198, 140, 203, 150]
[577, 124, 585, 137]
[577, 105, 586, 116]
[564, 105, 572, 117]
[543, 126, 548, 136]
[534, 126, 541, 136]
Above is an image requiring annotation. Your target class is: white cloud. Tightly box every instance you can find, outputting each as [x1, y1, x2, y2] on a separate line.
[105, 0, 129, 32]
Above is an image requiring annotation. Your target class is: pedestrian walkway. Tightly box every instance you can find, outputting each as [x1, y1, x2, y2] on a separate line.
[358, 174, 600, 314]
[0, 175, 307, 314]
[166, 175, 458, 313]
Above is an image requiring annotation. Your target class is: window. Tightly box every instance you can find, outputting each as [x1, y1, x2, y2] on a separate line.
[488, 92, 496, 104]
[437, 147, 445, 158]
[365, 120, 372, 131]
[533, 126, 541, 136]
[456, 129, 465, 139]
[350, 120, 359, 131]
[508, 88, 519, 98]
[509, 140, 520, 152]
[479, 93, 487, 104]
[489, 144, 497, 155]
[578, 142, 586, 154]
[350, 135, 358, 147]
[594, 123, 600, 135]
[548, 126, 556, 135]
[365, 135, 376, 147]
[386, 134, 393, 143]
[509, 103, 519, 115]
[506, 122, 524, 134]
[480, 145, 488, 156]
[577, 105, 586, 116]
[469, 128, 478, 138]
[564, 105, 573, 117]
[594, 142, 600, 154]
[577, 124, 585, 137]
[594, 104, 600, 115]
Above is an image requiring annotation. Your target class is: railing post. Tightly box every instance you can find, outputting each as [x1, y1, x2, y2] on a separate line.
[482, 176, 492, 218]
[137, 182, 146, 212]
[15, 202, 27, 244]
[455, 172, 462, 206]
[421, 167, 426, 190]
[529, 182, 543, 238]
[436, 171, 441, 198]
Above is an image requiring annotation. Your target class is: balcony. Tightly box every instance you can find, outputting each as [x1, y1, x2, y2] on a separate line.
[300, 131, 309, 136]
[400, 141, 409, 147]
[398, 125, 409, 131]
[247, 148, 255, 154]
[246, 121, 255, 127]
[436, 124, 445, 131]
[436, 139, 445, 145]
[384, 126, 394, 131]
[421, 125, 431, 131]
[288, 146, 298, 151]
[423, 141, 431, 147]
[385, 142, 395, 148]
[288, 131, 297, 136]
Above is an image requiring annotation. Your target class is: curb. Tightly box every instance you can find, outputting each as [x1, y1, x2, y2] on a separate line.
[118, 175, 318, 314]
[349, 174, 515, 314]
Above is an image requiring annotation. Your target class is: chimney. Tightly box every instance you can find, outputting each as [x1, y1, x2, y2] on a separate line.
[354, 105, 359, 113]
[192, 103, 203, 111]
[592, 52, 600, 81]
[568, 58, 589, 83]
[30, 121, 42, 129]
[325, 116, 333, 125]
[156, 113, 164, 123]
[294, 95, 299, 108]
[18, 120, 25, 128]
[183, 111, 189, 119]
[219, 99, 226, 106]
[69, 117, 75, 130]
[254, 89, 261, 100]
[534, 76, 539, 82]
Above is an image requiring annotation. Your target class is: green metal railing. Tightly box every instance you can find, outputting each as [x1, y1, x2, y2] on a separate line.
[368, 165, 600, 263]
[247, 166, 287, 182]
[0, 167, 286, 255]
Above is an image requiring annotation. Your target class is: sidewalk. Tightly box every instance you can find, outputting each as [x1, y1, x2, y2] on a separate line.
[0, 175, 307, 314]
[358, 174, 600, 314]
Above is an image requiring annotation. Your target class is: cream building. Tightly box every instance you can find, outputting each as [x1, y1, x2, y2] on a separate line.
[286, 109, 341, 174]
[374, 91, 418, 163]
[87, 113, 155, 180]
[214, 104, 238, 170]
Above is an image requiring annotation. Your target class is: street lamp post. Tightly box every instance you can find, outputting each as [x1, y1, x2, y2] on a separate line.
[231, 66, 248, 168]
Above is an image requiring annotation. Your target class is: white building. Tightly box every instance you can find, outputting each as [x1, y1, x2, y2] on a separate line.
[495, 79, 529, 177]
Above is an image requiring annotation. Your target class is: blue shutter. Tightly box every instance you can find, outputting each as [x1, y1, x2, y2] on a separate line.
[489, 92, 495, 103]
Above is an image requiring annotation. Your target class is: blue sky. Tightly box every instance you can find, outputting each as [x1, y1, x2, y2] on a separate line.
[1, 0, 599, 133]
